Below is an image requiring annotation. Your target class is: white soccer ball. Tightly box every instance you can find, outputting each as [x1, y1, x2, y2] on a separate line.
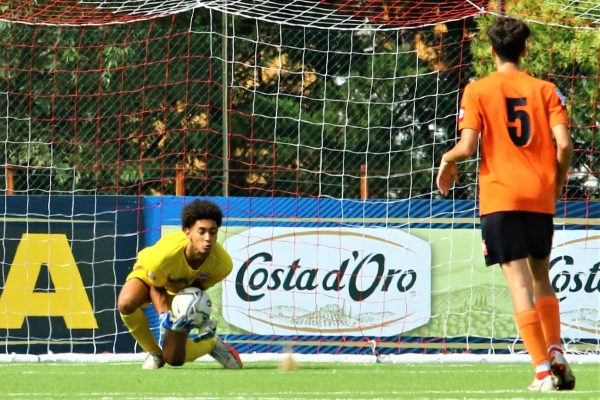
[170, 287, 212, 327]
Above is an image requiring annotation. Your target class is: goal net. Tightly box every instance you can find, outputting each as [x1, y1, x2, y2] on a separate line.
[0, 0, 598, 360]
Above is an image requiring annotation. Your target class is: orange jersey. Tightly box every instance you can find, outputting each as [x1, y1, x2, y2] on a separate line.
[458, 71, 568, 215]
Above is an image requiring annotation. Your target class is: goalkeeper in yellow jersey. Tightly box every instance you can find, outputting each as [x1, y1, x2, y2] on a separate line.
[117, 199, 242, 369]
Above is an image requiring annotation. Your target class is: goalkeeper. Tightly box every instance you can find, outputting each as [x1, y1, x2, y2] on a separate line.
[437, 17, 574, 392]
[117, 199, 242, 370]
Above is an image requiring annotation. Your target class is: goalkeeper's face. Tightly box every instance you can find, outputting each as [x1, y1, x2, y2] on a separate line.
[185, 219, 219, 257]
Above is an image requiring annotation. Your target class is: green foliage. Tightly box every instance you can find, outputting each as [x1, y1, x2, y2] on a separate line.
[1, 6, 596, 198]
[229, 21, 468, 199]
[1, 12, 224, 195]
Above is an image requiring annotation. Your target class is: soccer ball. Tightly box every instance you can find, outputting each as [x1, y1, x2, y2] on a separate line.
[170, 287, 212, 327]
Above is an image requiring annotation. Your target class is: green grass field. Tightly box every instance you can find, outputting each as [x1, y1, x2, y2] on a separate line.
[1, 361, 598, 399]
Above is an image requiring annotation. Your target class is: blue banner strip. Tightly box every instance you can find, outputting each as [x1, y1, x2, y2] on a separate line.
[143, 197, 599, 246]
[220, 334, 598, 355]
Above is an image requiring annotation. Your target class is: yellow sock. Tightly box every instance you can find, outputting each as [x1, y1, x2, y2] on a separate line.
[120, 308, 161, 354]
[185, 338, 215, 362]
[535, 295, 562, 348]
[515, 309, 549, 366]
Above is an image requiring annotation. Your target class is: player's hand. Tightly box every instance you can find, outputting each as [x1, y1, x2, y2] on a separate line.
[191, 319, 217, 342]
[158, 311, 196, 347]
[436, 159, 458, 196]
[159, 311, 188, 347]
[555, 184, 563, 201]
[555, 177, 566, 200]
[159, 311, 194, 333]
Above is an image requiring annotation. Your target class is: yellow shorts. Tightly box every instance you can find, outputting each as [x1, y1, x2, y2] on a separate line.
[126, 267, 150, 285]
[185, 337, 214, 362]
[126, 268, 180, 296]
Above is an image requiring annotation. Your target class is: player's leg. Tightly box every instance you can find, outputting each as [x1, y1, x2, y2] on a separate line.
[185, 334, 242, 369]
[210, 337, 243, 369]
[481, 212, 554, 391]
[529, 260, 576, 390]
[501, 259, 555, 392]
[184, 337, 214, 363]
[160, 329, 242, 368]
[525, 213, 575, 390]
[157, 300, 208, 366]
[161, 329, 188, 366]
[526, 213, 561, 348]
[117, 277, 164, 369]
[529, 256, 560, 347]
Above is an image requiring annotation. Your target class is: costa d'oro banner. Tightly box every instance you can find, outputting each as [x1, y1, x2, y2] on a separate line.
[221, 227, 431, 336]
[549, 231, 600, 338]
[147, 197, 599, 347]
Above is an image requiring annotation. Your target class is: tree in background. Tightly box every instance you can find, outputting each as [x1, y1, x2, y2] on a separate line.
[228, 18, 471, 199]
[0, 2, 596, 200]
[0, 12, 222, 196]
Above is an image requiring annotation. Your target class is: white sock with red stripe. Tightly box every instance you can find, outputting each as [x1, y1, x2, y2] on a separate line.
[535, 362, 552, 380]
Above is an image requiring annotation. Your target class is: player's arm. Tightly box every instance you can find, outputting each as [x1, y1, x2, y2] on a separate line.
[552, 123, 573, 200]
[149, 285, 170, 314]
[436, 128, 479, 195]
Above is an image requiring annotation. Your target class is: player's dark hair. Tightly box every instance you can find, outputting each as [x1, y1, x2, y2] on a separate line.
[487, 17, 530, 64]
[181, 199, 223, 229]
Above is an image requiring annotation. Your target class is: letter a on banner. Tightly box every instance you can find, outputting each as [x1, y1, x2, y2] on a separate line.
[0, 233, 98, 329]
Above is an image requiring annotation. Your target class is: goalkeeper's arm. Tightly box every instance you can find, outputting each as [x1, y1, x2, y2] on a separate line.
[149, 285, 169, 314]
[156, 287, 195, 366]
[159, 311, 193, 367]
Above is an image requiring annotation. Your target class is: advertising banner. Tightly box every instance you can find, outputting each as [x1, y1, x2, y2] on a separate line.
[222, 227, 431, 336]
[146, 197, 600, 353]
[0, 195, 140, 354]
[2, 196, 595, 355]
[549, 230, 599, 339]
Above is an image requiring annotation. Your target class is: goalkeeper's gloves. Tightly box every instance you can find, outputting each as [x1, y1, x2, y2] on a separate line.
[158, 311, 195, 347]
[159, 311, 195, 333]
[190, 318, 217, 343]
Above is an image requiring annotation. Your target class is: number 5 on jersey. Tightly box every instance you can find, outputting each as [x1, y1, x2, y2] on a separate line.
[506, 97, 531, 146]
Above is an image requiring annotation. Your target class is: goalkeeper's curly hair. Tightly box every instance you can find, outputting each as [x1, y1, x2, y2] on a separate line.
[487, 17, 530, 64]
[181, 199, 223, 229]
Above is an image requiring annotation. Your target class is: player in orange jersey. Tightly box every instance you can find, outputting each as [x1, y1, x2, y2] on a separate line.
[117, 199, 242, 370]
[436, 17, 574, 392]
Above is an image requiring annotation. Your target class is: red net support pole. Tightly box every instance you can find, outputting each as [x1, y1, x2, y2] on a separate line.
[5, 165, 14, 196]
[360, 164, 368, 200]
[175, 163, 186, 196]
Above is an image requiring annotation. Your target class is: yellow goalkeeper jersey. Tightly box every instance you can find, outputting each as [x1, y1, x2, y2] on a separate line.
[127, 231, 232, 294]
